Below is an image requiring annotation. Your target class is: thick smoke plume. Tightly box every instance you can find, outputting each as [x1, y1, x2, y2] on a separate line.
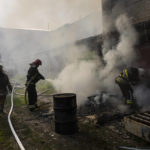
[0, 9, 102, 78]
[50, 46, 100, 105]
[98, 14, 137, 92]
[51, 14, 138, 107]
[0, 0, 102, 79]
[1, 0, 148, 110]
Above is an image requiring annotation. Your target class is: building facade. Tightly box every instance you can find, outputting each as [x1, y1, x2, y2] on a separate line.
[102, 0, 150, 68]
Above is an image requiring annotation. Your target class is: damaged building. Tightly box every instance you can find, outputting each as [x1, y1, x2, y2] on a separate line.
[102, 0, 150, 68]
[76, 0, 150, 69]
[79, 0, 150, 142]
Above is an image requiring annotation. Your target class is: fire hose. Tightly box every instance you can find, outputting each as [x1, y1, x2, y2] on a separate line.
[24, 87, 55, 105]
[13, 85, 54, 104]
[7, 81, 55, 150]
[8, 84, 26, 150]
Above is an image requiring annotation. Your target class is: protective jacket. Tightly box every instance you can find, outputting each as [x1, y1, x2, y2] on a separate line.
[26, 65, 45, 86]
[115, 67, 139, 105]
[116, 68, 139, 84]
[0, 72, 12, 95]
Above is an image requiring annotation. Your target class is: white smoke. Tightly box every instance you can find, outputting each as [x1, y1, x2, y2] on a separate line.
[99, 14, 139, 112]
[50, 14, 138, 107]
[98, 14, 137, 94]
[50, 46, 101, 105]
[0, 0, 102, 78]
[0, 0, 144, 110]
[134, 84, 150, 112]
[0, 0, 100, 30]
[0, 9, 102, 79]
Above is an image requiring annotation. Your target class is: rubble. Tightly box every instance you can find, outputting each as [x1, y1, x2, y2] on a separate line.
[78, 91, 133, 126]
[79, 115, 97, 124]
[78, 91, 121, 116]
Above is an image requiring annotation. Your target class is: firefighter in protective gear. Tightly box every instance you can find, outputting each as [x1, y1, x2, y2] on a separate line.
[26, 59, 45, 111]
[0, 65, 12, 113]
[115, 67, 139, 105]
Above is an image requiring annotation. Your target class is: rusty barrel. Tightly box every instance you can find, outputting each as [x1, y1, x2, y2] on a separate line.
[53, 93, 78, 134]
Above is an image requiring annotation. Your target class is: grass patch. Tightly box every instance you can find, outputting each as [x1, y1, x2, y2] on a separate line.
[13, 75, 26, 85]
[0, 116, 19, 150]
[6, 95, 25, 107]
[0, 130, 5, 142]
[37, 80, 56, 94]
[14, 96, 25, 106]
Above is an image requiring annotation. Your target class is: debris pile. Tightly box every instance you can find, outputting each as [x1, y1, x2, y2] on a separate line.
[124, 112, 150, 142]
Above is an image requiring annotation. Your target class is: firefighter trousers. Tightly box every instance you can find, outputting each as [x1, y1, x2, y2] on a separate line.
[115, 77, 133, 104]
[27, 85, 37, 107]
[0, 95, 6, 113]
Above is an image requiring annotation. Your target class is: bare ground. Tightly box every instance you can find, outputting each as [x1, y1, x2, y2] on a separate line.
[0, 96, 150, 150]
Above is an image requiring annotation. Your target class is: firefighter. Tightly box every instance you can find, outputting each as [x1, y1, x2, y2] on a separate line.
[115, 67, 140, 106]
[26, 59, 45, 111]
[0, 65, 12, 114]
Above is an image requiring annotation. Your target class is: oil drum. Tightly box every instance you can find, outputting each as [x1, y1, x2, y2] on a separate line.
[53, 93, 78, 134]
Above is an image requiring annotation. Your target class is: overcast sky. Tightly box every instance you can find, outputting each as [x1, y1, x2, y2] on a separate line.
[0, 0, 101, 31]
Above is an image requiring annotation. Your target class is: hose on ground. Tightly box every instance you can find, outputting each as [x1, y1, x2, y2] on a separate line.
[8, 84, 26, 150]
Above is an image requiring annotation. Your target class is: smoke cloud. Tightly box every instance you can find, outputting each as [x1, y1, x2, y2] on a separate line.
[98, 14, 137, 92]
[134, 85, 150, 111]
[0, 0, 101, 30]
[0, 8, 102, 78]
[50, 14, 138, 106]
[50, 46, 101, 105]
[2, 0, 149, 111]
[0, 1, 102, 78]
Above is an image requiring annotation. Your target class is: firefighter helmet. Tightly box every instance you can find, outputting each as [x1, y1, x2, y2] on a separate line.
[32, 59, 42, 66]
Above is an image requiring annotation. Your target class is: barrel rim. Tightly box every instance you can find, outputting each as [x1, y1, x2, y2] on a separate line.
[55, 120, 77, 124]
[54, 106, 77, 110]
[53, 93, 76, 98]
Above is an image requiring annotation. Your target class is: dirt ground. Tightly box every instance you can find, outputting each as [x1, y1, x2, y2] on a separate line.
[0, 96, 150, 150]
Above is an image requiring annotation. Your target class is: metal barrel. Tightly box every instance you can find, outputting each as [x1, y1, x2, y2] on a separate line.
[53, 93, 78, 134]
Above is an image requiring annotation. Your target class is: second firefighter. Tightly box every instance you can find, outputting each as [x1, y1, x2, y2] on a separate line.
[115, 67, 140, 106]
[26, 59, 45, 111]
